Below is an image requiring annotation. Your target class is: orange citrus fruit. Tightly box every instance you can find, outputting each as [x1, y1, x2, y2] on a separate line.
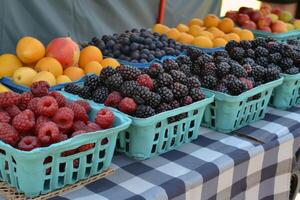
[16, 36, 45, 64]
[63, 66, 85, 81]
[79, 46, 103, 67]
[100, 58, 120, 69]
[35, 57, 63, 77]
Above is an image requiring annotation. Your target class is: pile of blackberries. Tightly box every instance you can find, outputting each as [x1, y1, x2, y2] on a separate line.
[64, 63, 205, 119]
[87, 28, 187, 63]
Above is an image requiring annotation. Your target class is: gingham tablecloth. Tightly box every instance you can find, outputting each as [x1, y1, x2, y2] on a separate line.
[51, 106, 300, 200]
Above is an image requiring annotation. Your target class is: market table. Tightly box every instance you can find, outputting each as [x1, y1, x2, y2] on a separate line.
[14, 107, 300, 200]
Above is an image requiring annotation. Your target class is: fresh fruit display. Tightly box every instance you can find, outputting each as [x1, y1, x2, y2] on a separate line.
[226, 5, 300, 33]
[152, 15, 254, 48]
[0, 81, 115, 151]
[87, 28, 187, 63]
[64, 63, 206, 118]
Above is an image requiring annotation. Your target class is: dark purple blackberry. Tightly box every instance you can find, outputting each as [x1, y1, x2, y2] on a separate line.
[251, 37, 267, 48]
[264, 67, 280, 82]
[226, 78, 247, 95]
[255, 47, 269, 57]
[216, 62, 231, 78]
[201, 75, 217, 89]
[243, 64, 253, 75]
[171, 82, 189, 99]
[268, 53, 282, 64]
[170, 70, 187, 84]
[120, 81, 138, 97]
[285, 67, 299, 74]
[147, 92, 161, 108]
[180, 96, 193, 106]
[146, 63, 164, 78]
[241, 58, 256, 65]
[267, 63, 281, 72]
[280, 45, 296, 60]
[267, 42, 281, 53]
[79, 86, 92, 99]
[225, 40, 239, 52]
[157, 87, 174, 103]
[105, 73, 124, 90]
[255, 57, 268, 67]
[213, 51, 229, 58]
[215, 83, 229, 94]
[116, 65, 142, 80]
[64, 83, 81, 95]
[251, 65, 266, 82]
[196, 54, 213, 66]
[92, 87, 109, 103]
[214, 56, 229, 64]
[190, 88, 205, 101]
[157, 73, 173, 87]
[231, 63, 247, 78]
[162, 59, 179, 72]
[229, 47, 245, 61]
[169, 100, 180, 109]
[156, 103, 171, 113]
[202, 62, 217, 77]
[265, 37, 275, 43]
[176, 55, 193, 66]
[245, 49, 255, 58]
[187, 77, 201, 89]
[134, 105, 155, 118]
[239, 40, 252, 49]
[187, 47, 204, 61]
[133, 86, 151, 105]
[287, 39, 300, 46]
[179, 64, 192, 76]
[280, 58, 294, 70]
[99, 67, 117, 82]
[84, 74, 100, 90]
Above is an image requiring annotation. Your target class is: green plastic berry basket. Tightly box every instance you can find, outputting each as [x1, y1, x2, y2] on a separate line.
[201, 78, 283, 133]
[251, 30, 300, 42]
[0, 92, 131, 198]
[269, 73, 300, 110]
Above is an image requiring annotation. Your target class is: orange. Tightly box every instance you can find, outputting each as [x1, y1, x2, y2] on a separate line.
[16, 36, 45, 64]
[35, 57, 63, 77]
[79, 46, 103, 67]
[166, 28, 181, 40]
[188, 18, 203, 27]
[218, 18, 234, 33]
[198, 31, 214, 40]
[224, 33, 241, 42]
[176, 24, 189, 32]
[56, 75, 72, 84]
[207, 27, 225, 38]
[84, 61, 103, 75]
[192, 36, 213, 48]
[100, 58, 120, 69]
[188, 25, 205, 37]
[63, 67, 85, 81]
[203, 14, 220, 28]
[0, 54, 22, 77]
[177, 33, 194, 44]
[232, 27, 242, 35]
[31, 71, 56, 86]
[212, 38, 227, 47]
[238, 30, 254, 41]
[152, 24, 170, 34]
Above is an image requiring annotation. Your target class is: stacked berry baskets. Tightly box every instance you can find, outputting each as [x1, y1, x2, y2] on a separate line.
[0, 82, 131, 197]
[64, 63, 214, 160]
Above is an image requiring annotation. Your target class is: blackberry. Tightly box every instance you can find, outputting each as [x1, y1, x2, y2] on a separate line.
[170, 70, 187, 84]
[264, 67, 280, 82]
[179, 64, 192, 76]
[285, 67, 299, 75]
[79, 86, 92, 99]
[202, 62, 217, 77]
[176, 55, 192, 66]
[84, 74, 100, 90]
[229, 47, 245, 61]
[105, 73, 124, 90]
[214, 56, 229, 64]
[245, 49, 255, 58]
[251, 65, 266, 81]
[280, 45, 296, 60]
[280, 58, 294, 70]
[146, 63, 164, 78]
[268, 53, 282, 64]
[231, 63, 247, 78]
[267, 63, 281, 72]
[157, 87, 174, 103]
[171, 82, 189, 99]
[201, 75, 217, 89]
[180, 96, 193, 106]
[216, 62, 231, 78]
[162, 59, 179, 72]
[146, 92, 161, 108]
[265, 37, 275, 43]
[255, 57, 268, 67]
[157, 73, 173, 87]
[241, 58, 256, 65]
[239, 40, 252, 50]
[243, 64, 253, 75]
[213, 51, 229, 58]
[120, 81, 138, 97]
[187, 77, 201, 89]
[215, 83, 229, 94]
[190, 88, 205, 101]
[156, 103, 171, 113]
[64, 83, 81, 95]
[225, 40, 239, 52]
[226, 78, 247, 95]
[267, 42, 281, 53]
[255, 47, 269, 57]
[169, 100, 180, 109]
[92, 87, 109, 103]
[196, 54, 213, 66]
[99, 67, 116, 82]
[135, 105, 155, 118]
[187, 47, 204, 61]
[287, 39, 300, 46]
[116, 65, 141, 80]
[133, 86, 151, 104]
[251, 37, 267, 48]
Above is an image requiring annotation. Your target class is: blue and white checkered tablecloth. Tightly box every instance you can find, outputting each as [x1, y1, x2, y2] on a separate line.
[51, 106, 300, 200]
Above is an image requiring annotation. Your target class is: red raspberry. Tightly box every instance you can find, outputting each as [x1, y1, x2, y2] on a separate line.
[58, 134, 68, 142]
[5, 105, 21, 118]
[37, 96, 58, 117]
[95, 109, 114, 129]
[0, 92, 20, 107]
[0, 112, 11, 123]
[49, 91, 66, 107]
[27, 97, 40, 115]
[53, 107, 74, 130]
[104, 91, 122, 107]
[239, 78, 253, 90]
[74, 100, 91, 113]
[30, 81, 49, 97]
[0, 123, 20, 146]
[35, 115, 51, 134]
[118, 97, 137, 114]
[85, 122, 101, 132]
[72, 120, 87, 132]
[71, 130, 86, 137]
[137, 74, 154, 90]
[18, 92, 33, 111]
[18, 136, 41, 151]
[59, 128, 70, 135]
[38, 122, 60, 146]
[12, 109, 35, 132]
[66, 102, 88, 122]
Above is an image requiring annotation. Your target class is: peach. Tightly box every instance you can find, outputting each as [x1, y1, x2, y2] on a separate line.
[257, 17, 272, 29]
[46, 37, 80, 69]
[271, 20, 288, 33]
[241, 21, 257, 30]
[225, 11, 238, 22]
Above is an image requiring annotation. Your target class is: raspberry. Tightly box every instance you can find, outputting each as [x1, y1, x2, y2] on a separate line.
[137, 74, 154, 90]
[58, 134, 68, 142]
[49, 91, 66, 107]
[0, 112, 11, 123]
[35, 115, 51, 134]
[0, 92, 20, 107]
[74, 100, 91, 113]
[72, 120, 87, 132]
[104, 91, 122, 107]
[37, 96, 58, 117]
[118, 97, 137, 114]
[12, 109, 35, 132]
[66, 102, 88, 122]
[239, 78, 253, 90]
[38, 122, 60, 146]
[71, 130, 87, 137]
[95, 109, 114, 129]
[27, 97, 40, 115]
[180, 96, 193, 106]
[53, 107, 74, 130]
[59, 128, 70, 135]
[85, 122, 101, 132]
[18, 136, 41, 151]
[30, 81, 49, 97]
[0, 123, 20, 146]
[5, 105, 21, 118]
[18, 92, 33, 110]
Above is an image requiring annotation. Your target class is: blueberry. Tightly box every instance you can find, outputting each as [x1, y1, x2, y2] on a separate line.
[140, 28, 147, 32]
[101, 35, 110, 42]
[148, 54, 155, 60]
[155, 51, 161, 58]
[141, 49, 150, 54]
[131, 51, 140, 59]
[121, 45, 130, 54]
[113, 50, 121, 57]
[130, 43, 139, 51]
[106, 40, 115, 48]
[125, 30, 130, 33]
[160, 50, 166, 55]
[113, 44, 121, 51]
[107, 53, 114, 57]
[162, 41, 168, 47]
[157, 41, 163, 48]
[145, 37, 152, 44]
[175, 50, 181, 56]
[102, 49, 109, 55]
[121, 37, 130, 45]
[160, 34, 168, 41]
[138, 44, 145, 50]
[144, 45, 150, 49]
[140, 54, 148, 59]
[119, 55, 126, 60]
[149, 43, 156, 50]
[140, 59, 148, 63]
[131, 28, 138, 33]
